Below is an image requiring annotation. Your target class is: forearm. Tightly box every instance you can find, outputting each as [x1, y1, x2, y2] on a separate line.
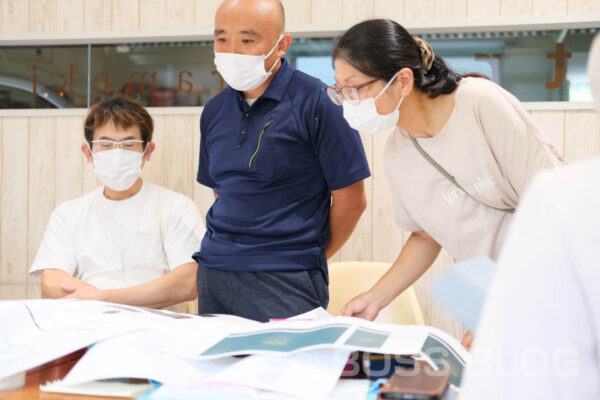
[101, 262, 198, 309]
[41, 269, 87, 299]
[368, 231, 441, 309]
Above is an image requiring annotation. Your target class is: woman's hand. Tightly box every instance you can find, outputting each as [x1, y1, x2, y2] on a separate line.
[338, 291, 382, 321]
[461, 330, 475, 351]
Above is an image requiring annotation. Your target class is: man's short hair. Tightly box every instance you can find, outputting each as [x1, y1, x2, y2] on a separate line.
[84, 94, 154, 146]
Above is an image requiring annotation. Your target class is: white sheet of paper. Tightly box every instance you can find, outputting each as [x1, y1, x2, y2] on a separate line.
[0, 300, 140, 380]
[62, 331, 238, 387]
[327, 379, 371, 400]
[204, 348, 351, 399]
[144, 379, 371, 400]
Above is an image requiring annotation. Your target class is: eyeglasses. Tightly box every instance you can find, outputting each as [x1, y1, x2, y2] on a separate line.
[90, 139, 145, 153]
[326, 79, 379, 106]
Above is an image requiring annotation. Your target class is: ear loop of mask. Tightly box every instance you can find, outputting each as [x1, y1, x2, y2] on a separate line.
[265, 34, 284, 74]
[373, 71, 404, 113]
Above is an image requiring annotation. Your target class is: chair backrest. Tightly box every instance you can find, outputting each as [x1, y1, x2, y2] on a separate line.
[327, 261, 425, 325]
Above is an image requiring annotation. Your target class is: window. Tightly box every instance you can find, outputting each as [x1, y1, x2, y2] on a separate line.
[0, 27, 597, 109]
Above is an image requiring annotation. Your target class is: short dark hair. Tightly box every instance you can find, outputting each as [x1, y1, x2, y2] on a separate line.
[332, 19, 460, 99]
[84, 94, 154, 146]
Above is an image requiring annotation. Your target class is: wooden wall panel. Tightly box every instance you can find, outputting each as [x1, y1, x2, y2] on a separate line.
[282, 0, 312, 26]
[405, 0, 467, 21]
[533, 0, 568, 16]
[311, 0, 342, 25]
[162, 115, 195, 199]
[0, 118, 29, 299]
[338, 134, 374, 262]
[57, 0, 85, 32]
[30, 0, 57, 33]
[195, 0, 220, 29]
[404, 0, 435, 22]
[27, 118, 57, 298]
[500, 0, 533, 16]
[342, 0, 374, 24]
[166, 0, 195, 29]
[568, 0, 600, 14]
[84, 0, 112, 31]
[143, 115, 167, 186]
[1, 0, 29, 33]
[140, 0, 166, 30]
[112, 0, 139, 31]
[436, 0, 467, 19]
[55, 117, 85, 206]
[564, 110, 600, 161]
[371, 132, 405, 264]
[530, 110, 566, 158]
[467, 0, 501, 18]
[373, 0, 405, 21]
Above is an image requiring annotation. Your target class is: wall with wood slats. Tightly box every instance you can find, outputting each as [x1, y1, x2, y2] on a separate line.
[1, 0, 599, 34]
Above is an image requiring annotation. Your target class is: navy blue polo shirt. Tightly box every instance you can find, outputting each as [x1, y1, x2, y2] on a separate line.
[194, 58, 370, 273]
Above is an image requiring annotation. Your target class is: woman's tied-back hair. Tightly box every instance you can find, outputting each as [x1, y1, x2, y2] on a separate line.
[84, 94, 154, 148]
[332, 19, 461, 99]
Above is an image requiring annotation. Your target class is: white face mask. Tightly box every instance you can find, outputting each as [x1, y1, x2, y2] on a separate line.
[92, 148, 144, 192]
[342, 72, 404, 135]
[214, 35, 284, 92]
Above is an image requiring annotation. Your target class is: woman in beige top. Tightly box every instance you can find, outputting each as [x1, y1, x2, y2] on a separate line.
[327, 19, 560, 323]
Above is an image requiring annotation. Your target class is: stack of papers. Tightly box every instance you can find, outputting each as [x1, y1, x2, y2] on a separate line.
[1, 299, 470, 399]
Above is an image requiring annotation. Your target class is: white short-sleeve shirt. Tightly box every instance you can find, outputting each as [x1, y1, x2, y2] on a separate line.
[29, 180, 204, 291]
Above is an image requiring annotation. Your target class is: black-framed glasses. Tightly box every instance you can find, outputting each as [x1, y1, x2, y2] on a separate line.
[326, 79, 379, 106]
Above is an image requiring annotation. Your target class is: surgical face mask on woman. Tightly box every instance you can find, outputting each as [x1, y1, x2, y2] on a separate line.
[342, 72, 404, 135]
[92, 149, 144, 192]
[214, 35, 284, 92]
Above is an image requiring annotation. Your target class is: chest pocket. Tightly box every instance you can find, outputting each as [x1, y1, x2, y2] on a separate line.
[248, 117, 275, 169]
[246, 116, 309, 183]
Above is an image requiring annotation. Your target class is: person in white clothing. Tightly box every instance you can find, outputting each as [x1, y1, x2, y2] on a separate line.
[460, 33, 600, 399]
[29, 94, 204, 312]
[328, 19, 561, 325]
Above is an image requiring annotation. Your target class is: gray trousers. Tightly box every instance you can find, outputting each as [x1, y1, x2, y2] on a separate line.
[196, 265, 329, 322]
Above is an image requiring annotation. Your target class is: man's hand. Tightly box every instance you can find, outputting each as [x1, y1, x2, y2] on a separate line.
[337, 291, 381, 321]
[60, 281, 105, 301]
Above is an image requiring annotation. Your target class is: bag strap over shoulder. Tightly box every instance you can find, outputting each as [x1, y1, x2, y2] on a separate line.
[408, 135, 515, 214]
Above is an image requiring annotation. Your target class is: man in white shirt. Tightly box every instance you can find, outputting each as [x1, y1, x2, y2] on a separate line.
[460, 34, 600, 399]
[29, 95, 204, 312]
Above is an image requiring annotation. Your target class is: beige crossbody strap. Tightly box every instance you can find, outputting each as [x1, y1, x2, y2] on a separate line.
[409, 135, 515, 214]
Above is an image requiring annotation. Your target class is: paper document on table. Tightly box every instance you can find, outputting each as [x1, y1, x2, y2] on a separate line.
[204, 348, 351, 399]
[195, 317, 430, 359]
[0, 300, 140, 380]
[62, 331, 238, 387]
[0, 299, 257, 381]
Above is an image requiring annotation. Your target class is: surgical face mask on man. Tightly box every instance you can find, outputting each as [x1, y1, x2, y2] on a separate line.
[342, 72, 404, 135]
[214, 35, 284, 92]
[92, 148, 144, 192]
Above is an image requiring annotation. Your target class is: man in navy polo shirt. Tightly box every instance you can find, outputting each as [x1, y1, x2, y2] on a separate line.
[194, 0, 371, 322]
